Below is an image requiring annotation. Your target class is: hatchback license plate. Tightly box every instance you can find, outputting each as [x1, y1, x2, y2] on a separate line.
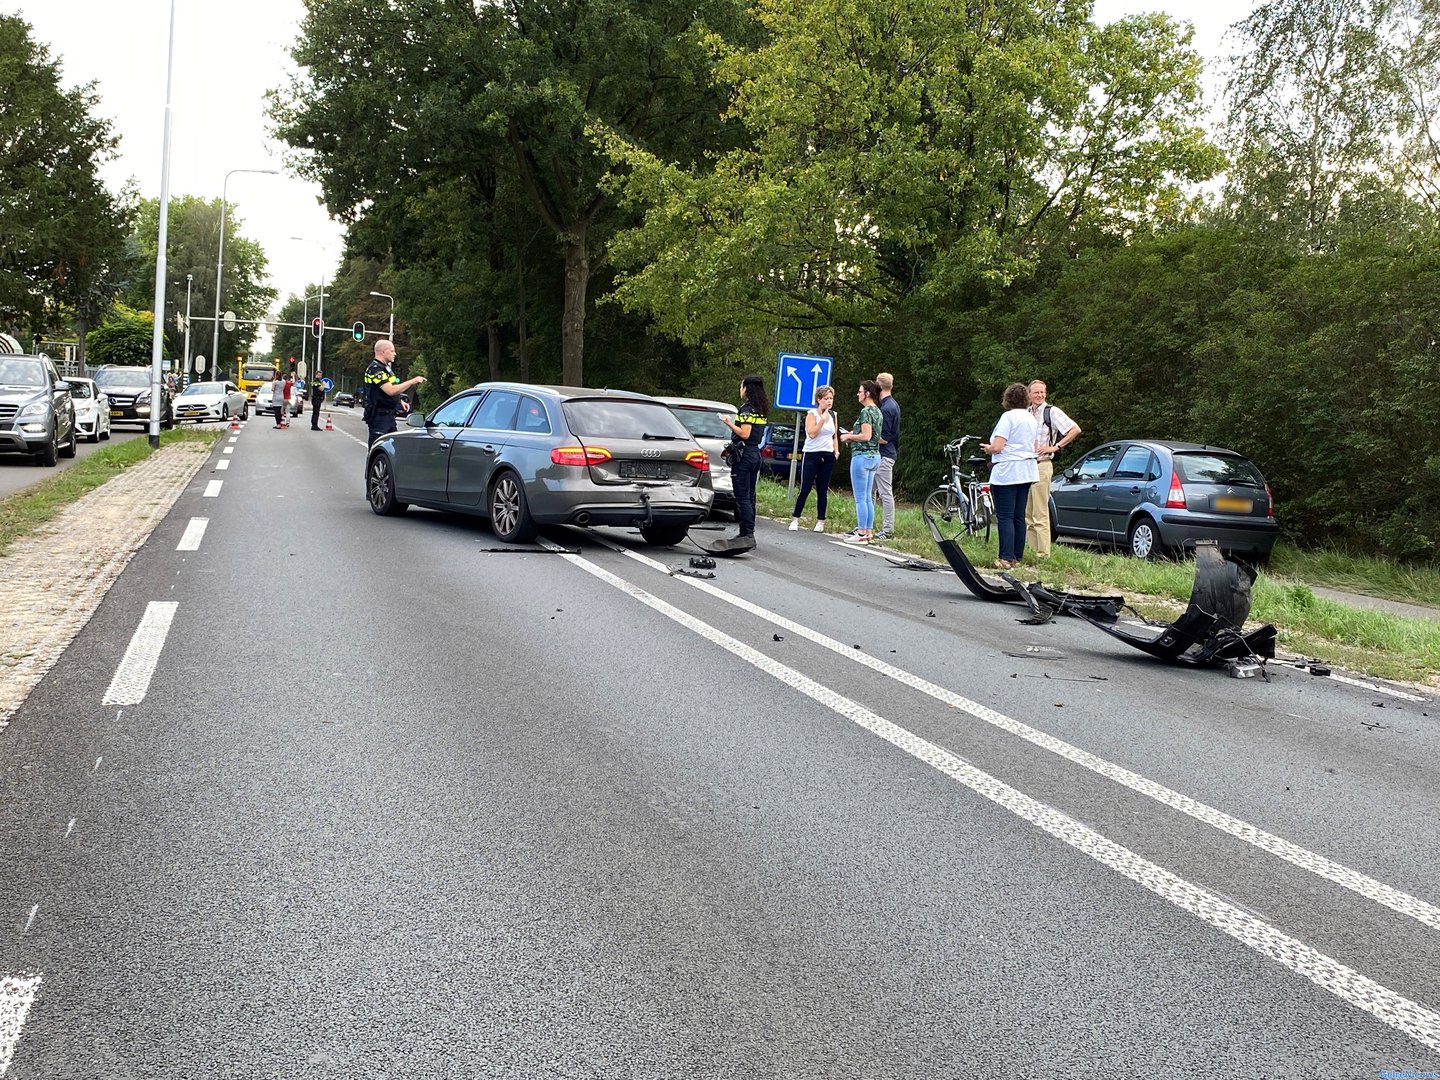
[620, 461, 668, 480]
[1213, 496, 1253, 513]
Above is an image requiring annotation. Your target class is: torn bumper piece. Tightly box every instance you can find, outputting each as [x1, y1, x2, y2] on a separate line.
[923, 513, 1123, 624]
[1069, 540, 1277, 665]
[686, 527, 756, 558]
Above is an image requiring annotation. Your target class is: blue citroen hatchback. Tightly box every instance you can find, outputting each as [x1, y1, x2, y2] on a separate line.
[1048, 440, 1278, 562]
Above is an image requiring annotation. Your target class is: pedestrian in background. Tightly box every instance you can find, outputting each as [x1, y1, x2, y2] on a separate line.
[363, 338, 426, 445]
[719, 374, 770, 541]
[789, 384, 839, 532]
[874, 372, 901, 539]
[982, 382, 1040, 569]
[310, 369, 326, 430]
[282, 372, 295, 421]
[1026, 379, 1080, 559]
[269, 371, 285, 428]
[840, 380, 883, 543]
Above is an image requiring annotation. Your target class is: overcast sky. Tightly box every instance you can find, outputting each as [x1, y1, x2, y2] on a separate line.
[6, 0, 1252, 346]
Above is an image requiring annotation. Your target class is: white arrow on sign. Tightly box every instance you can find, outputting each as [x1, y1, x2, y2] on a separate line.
[787, 364, 802, 403]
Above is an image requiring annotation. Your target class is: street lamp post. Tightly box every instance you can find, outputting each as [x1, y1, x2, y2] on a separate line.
[182, 274, 192, 388]
[369, 291, 395, 340]
[211, 167, 278, 384]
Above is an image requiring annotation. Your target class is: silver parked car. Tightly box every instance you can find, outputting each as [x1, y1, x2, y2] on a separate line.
[657, 395, 735, 517]
[365, 383, 715, 544]
[0, 354, 77, 466]
[174, 380, 250, 423]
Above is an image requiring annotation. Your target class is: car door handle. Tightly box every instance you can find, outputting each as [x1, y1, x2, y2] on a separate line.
[1128, 486, 1141, 493]
[1088, 484, 1099, 490]
[482, 444, 496, 454]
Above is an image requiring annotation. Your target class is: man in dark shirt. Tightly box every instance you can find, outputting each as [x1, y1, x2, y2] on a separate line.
[363, 339, 426, 446]
[874, 372, 901, 539]
[309, 370, 326, 430]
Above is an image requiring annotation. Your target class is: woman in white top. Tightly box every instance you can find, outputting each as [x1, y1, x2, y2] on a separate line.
[981, 382, 1040, 568]
[789, 385, 840, 531]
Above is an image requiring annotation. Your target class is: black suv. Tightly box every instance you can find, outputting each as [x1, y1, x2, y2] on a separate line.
[93, 366, 175, 430]
[0, 355, 77, 467]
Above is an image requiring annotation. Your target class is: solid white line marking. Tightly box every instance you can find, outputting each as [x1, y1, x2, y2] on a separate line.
[176, 518, 209, 551]
[215, 459, 230, 471]
[203, 480, 222, 498]
[101, 602, 178, 706]
[547, 542, 1440, 1053]
[0, 974, 42, 1075]
[590, 537, 1440, 932]
[1326, 672, 1426, 702]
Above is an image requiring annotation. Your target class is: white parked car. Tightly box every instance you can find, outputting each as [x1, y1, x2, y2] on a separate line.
[254, 382, 304, 419]
[67, 377, 111, 443]
[657, 396, 736, 518]
[174, 380, 250, 423]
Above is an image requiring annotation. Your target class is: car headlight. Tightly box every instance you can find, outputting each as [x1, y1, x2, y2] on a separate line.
[136, 390, 151, 403]
[18, 400, 51, 419]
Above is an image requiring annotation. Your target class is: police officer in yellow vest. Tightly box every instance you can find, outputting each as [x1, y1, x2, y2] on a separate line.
[719, 374, 770, 541]
[363, 339, 425, 445]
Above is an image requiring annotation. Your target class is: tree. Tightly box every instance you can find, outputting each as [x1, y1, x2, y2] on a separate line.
[271, 0, 749, 386]
[0, 16, 131, 343]
[86, 305, 154, 367]
[602, 0, 1220, 352]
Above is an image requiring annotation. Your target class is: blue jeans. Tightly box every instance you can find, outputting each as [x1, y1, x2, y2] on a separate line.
[992, 481, 1032, 562]
[731, 449, 761, 535]
[850, 453, 880, 530]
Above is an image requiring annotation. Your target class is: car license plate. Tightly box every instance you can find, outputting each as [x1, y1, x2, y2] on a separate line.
[620, 461, 668, 480]
[1213, 496, 1253, 513]
[110, 410, 123, 417]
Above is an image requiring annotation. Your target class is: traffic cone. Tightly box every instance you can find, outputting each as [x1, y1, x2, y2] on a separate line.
[324, 412, 334, 431]
[229, 415, 240, 431]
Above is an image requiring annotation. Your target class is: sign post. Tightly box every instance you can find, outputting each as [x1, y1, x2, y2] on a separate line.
[773, 353, 833, 497]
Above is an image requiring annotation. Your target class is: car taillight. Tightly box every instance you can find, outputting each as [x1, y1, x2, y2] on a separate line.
[1165, 473, 1187, 509]
[550, 445, 612, 467]
[685, 450, 709, 471]
[760, 446, 774, 458]
[1265, 482, 1274, 518]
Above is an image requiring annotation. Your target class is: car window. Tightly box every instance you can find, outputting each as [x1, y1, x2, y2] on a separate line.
[0, 359, 45, 387]
[1072, 445, 1121, 480]
[69, 381, 94, 399]
[471, 390, 520, 431]
[1112, 445, 1153, 480]
[95, 369, 149, 388]
[563, 399, 692, 439]
[516, 396, 552, 434]
[766, 424, 797, 446]
[182, 382, 221, 396]
[1175, 453, 1265, 488]
[431, 394, 481, 429]
[668, 406, 730, 440]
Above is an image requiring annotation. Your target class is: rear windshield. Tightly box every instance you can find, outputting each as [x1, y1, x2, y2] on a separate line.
[95, 369, 149, 388]
[563, 399, 693, 440]
[668, 406, 730, 440]
[1174, 453, 1265, 488]
[767, 424, 797, 446]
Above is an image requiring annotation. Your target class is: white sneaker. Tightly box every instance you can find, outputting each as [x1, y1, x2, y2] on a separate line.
[788, 520, 799, 531]
[813, 521, 826, 532]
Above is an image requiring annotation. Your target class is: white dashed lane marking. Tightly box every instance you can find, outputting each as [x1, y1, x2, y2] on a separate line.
[176, 518, 208, 551]
[215, 459, 229, 471]
[593, 537, 1440, 933]
[202, 480, 222, 498]
[101, 602, 178, 706]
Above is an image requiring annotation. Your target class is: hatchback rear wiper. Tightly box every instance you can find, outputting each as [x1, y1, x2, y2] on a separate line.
[641, 433, 682, 440]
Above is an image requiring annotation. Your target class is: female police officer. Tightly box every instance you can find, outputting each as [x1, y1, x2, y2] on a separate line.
[719, 374, 771, 541]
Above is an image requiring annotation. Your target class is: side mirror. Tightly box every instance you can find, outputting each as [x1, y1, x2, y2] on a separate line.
[406, 412, 427, 428]
[54, 380, 71, 392]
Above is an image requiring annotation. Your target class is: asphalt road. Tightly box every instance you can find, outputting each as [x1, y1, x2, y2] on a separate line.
[0, 428, 153, 501]
[1, 407, 1437, 1078]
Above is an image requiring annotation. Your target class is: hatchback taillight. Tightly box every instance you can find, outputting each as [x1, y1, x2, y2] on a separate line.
[551, 445, 612, 467]
[686, 450, 710, 471]
[1165, 473, 1187, 509]
[760, 446, 774, 458]
[1265, 482, 1274, 518]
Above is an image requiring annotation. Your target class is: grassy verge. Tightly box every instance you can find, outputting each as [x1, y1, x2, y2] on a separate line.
[757, 477, 1440, 685]
[0, 428, 222, 557]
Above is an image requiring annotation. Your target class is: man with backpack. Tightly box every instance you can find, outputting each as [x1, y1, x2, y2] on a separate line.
[1027, 379, 1081, 559]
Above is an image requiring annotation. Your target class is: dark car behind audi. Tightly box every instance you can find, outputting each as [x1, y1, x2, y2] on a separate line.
[93, 366, 174, 429]
[365, 383, 714, 544]
[1048, 439, 1278, 562]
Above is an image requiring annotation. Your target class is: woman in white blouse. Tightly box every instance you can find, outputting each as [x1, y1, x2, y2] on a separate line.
[981, 382, 1040, 569]
[789, 385, 840, 532]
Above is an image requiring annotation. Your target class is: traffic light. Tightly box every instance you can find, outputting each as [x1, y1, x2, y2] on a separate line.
[352, 321, 365, 341]
[290, 357, 297, 369]
[311, 317, 322, 339]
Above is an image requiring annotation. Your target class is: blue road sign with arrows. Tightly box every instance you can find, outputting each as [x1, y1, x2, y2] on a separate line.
[774, 353, 833, 412]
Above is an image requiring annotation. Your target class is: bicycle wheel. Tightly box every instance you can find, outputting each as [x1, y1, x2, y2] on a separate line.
[975, 487, 994, 544]
[922, 486, 965, 541]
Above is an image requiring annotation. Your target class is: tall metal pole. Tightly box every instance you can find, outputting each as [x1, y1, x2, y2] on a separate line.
[146, 0, 177, 450]
[299, 294, 309, 374]
[370, 291, 395, 340]
[182, 274, 192, 388]
[316, 271, 326, 377]
[211, 167, 277, 387]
